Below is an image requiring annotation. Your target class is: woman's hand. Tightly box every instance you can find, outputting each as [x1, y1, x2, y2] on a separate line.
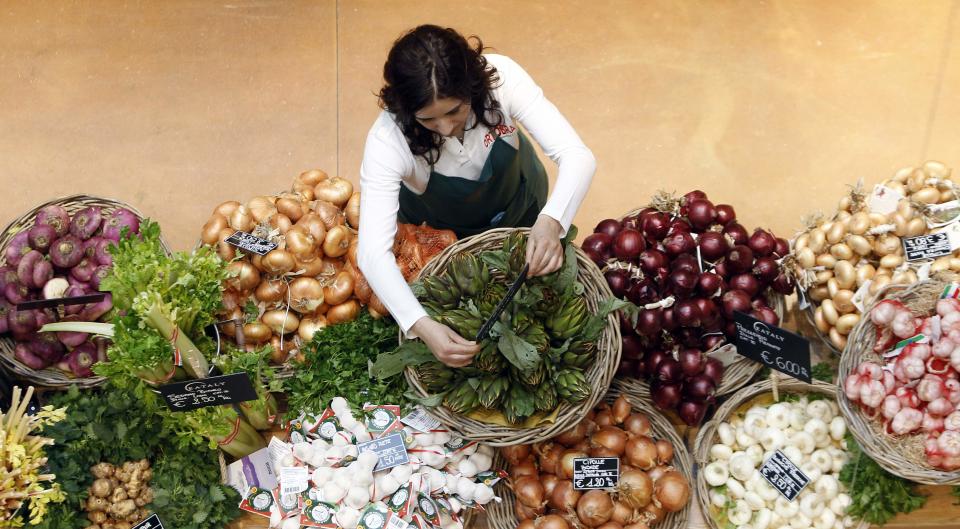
[526, 214, 564, 277]
[411, 316, 480, 367]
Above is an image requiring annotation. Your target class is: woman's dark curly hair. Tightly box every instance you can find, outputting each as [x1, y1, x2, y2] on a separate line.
[379, 25, 503, 165]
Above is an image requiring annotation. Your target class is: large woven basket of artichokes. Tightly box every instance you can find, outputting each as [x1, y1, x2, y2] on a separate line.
[402, 227, 622, 446]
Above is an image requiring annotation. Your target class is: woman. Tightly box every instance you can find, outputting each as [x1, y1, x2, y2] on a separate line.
[357, 25, 596, 367]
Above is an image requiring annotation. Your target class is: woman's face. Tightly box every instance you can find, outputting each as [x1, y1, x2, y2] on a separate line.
[415, 97, 470, 138]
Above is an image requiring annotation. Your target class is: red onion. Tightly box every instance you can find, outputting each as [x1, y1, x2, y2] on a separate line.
[773, 237, 790, 258]
[752, 306, 779, 326]
[605, 269, 631, 298]
[642, 212, 671, 241]
[729, 274, 761, 297]
[643, 350, 668, 375]
[671, 254, 700, 274]
[614, 229, 646, 260]
[678, 327, 702, 347]
[677, 400, 708, 426]
[661, 306, 678, 331]
[697, 231, 729, 261]
[678, 348, 706, 377]
[771, 272, 795, 295]
[753, 256, 779, 283]
[652, 382, 682, 410]
[668, 269, 698, 297]
[683, 190, 707, 205]
[638, 249, 668, 274]
[695, 297, 720, 325]
[686, 199, 716, 231]
[684, 374, 717, 401]
[748, 229, 776, 257]
[722, 223, 749, 245]
[656, 357, 683, 383]
[669, 218, 692, 234]
[701, 335, 726, 352]
[627, 278, 660, 306]
[582, 233, 613, 264]
[617, 359, 637, 377]
[663, 232, 696, 257]
[674, 299, 702, 327]
[721, 289, 752, 319]
[725, 245, 754, 274]
[698, 272, 724, 297]
[622, 214, 642, 232]
[702, 357, 725, 384]
[635, 309, 663, 336]
[715, 204, 736, 225]
[713, 259, 730, 278]
[594, 219, 622, 238]
[622, 333, 644, 360]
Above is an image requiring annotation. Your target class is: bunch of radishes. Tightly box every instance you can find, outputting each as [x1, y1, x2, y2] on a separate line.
[0, 204, 135, 376]
[844, 298, 960, 470]
[583, 190, 794, 425]
[263, 397, 501, 529]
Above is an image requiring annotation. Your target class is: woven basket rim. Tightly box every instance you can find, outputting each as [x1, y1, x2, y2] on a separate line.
[692, 378, 870, 529]
[486, 387, 694, 529]
[838, 274, 960, 485]
[401, 227, 621, 446]
[0, 194, 169, 389]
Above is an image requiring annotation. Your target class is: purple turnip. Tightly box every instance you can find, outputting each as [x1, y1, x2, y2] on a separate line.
[30, 333, 65, 364]
[90, 265, 110, 290]
[50, 235, 83, 268]
[4, 282, 29, 305]
[35, 205, 70, 237]
[80, 293, 112, 321]
[82, 237, 100, 260]
[0, 267, 17, 292]
[4, 231, 30, 267]
[62, 285, 87, 316]
[35, 308, 55, 328]
[0, 300, 11, 333]
[100, 208, 140, 241]
[8, 308, 38, 336]
[66, 275, 91, 292]
[32, 259, 53, 289]
[70, 258, 96, 283]
[94, 239, 112, 266]
[17, 250, 42, 287]
[58, 330, 88, 348]
[67, 342, 97, 377]
[15, 342, 47, 370]
[69, 206, 102, 240]
[27, 224, 57, 253]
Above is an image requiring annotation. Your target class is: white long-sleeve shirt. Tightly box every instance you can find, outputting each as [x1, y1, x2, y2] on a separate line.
[357, 54, 596, 335]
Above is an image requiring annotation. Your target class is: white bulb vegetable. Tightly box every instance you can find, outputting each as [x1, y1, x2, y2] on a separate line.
[807, 400, 832, 422]
[293, 442, 315, 461]
[725, 478, 746, 499]
[760, 428, 787, 451]
[810, 450, 833, 473]
[390, 464, 414, 483]
[710, 443, 734, 460]
[475, 483, 496, 505]
[765, 403, 792, 430]
[345, 486, 370, 510]
[457, 458, 479, 478]
[829, 494, 851, 516]
[787, 431, 816, 454]
[312, 466, 334, 486]
[323, 481, 347, 503]
[753, 508, 773, 529]
[800, 493, 825, 519]
[470, 453, 493, 473]
[718, 423, 736, 446]
[728, 500, 753, 525]
[704, 461, 730, 486]
[829, 416, 847, 441]
[336, 507, 361, 529]
[356, 451, 379, 470]
[729, 452, 756, 481]
[774, 496, 798, 518]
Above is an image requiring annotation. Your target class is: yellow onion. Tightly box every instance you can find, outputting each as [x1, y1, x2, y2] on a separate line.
[314, 176, 353, 207]
[314, 200, 345, 230]
[277, 196, 305, 222]
[227, 261, 260, 292]
[201, 214, 229, 245]
[263, 310, 300, 335]
[255, 279, 287, 303]
[290, 277, 324, 313]
[217, 227, 237, 261]
[242, 322, 272, 344]
[326, 300, 360, 324]
[296, 213, 327, 243]
[295, 255, 326, 276]
[270, 213, 293, 234]
[247, 196, 278, 223]
[285, 227, 318, 261]
[345, 192, 361, 229]
[298, 315, 328, 341]
[324, 271, 355, 306]
[298, 168, 328, 187]
[352, 268, 372, 304]
[214, 200, 241, 218]
[324, 226, 352, 258]
[262, 249, 296, 275]
[229, 205, 254, 232]
[269, 335, 297, 364]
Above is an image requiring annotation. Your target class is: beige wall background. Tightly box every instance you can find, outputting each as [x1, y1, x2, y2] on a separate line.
[3, 0, 960, 251]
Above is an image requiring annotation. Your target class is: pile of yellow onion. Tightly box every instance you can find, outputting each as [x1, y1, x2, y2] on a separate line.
[199, 169, 374, 364]
[793, 160, 960, 351]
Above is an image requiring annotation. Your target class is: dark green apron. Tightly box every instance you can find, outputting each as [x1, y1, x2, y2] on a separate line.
[398, 128, 548, 238]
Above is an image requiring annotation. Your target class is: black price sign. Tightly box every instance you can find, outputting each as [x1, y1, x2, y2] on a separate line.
[225, 231, 278, 256]
[572, 457, 619, 490]
[132, 514, 165, 529]
[158, 372, 258, 412]
[16, 293, 106, 311]
[357, 432, 410, 471]
[734, 311, 811, 383]
[760, 450, 810, 501]
[903, 233, 953, 261]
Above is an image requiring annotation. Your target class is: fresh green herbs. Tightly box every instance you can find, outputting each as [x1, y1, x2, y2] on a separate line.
[838, 433, 927, 525]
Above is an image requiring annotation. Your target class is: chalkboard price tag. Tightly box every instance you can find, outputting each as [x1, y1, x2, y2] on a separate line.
[903, 232, 953, 262]
[357, 432, 410, 471]
[132, 514, 165, 529]
[572, 457, 619, 490]
[158, 372, 258, 412]
[734, 311, 812, 383]
[760, 450, 810, 501]
[225, 231, 278, 256]
[16, 293, 106, 312]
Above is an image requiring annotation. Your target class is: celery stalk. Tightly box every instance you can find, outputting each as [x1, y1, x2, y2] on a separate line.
[140, 300, 209, 379]
[39, 322, 115, 337]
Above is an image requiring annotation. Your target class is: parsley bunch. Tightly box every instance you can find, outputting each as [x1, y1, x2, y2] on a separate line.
[838, 433, 927, 525]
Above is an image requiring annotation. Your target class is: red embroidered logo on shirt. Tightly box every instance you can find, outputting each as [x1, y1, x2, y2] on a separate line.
[483, 124, 517, 147]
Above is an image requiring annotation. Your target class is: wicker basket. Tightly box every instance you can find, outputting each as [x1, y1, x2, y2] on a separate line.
[486, 388, 694, 529]
[403, 227, 621, 446]
[0, 195, 169, 388]
[838, 274, 960, 484]
[694, 378, 869, 529]
[611, 208, 782, 399]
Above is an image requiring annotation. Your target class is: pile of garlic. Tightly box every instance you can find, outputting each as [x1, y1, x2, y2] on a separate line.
[702, 395, 855, 529]
[260, 397, 502, 529]
[793, 160, 959, 351]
